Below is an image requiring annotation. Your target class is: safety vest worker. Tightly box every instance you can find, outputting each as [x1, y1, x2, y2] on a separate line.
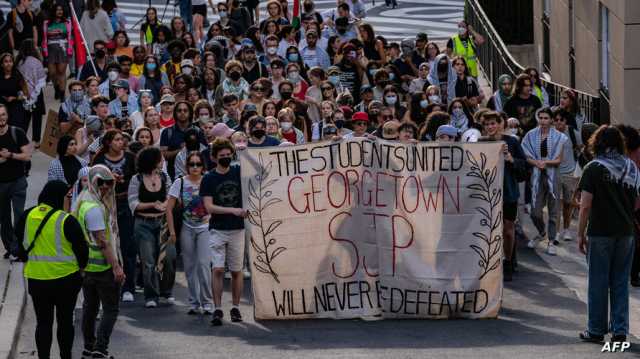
[452, 34, 478, 78]
[77, 200, 112, 273]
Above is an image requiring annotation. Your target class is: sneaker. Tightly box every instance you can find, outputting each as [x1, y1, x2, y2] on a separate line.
[524, 204, 531, 214]
[92, 350, 114, 359]
[166, 296, 175, 305]
[224, 271, 232, 279]
[187, 306, 200, 315]
[122, 291, 134, 302]
[145, 300, 157, 308]
[82, 349, 94, 358]
[579, 330, 604, 343]
[554, 232, 563, 245]
[243, 268, 251, 279]
[527, 235, 542, 249]
[563, 231, 573, 241]
[230, 307, 243, 322]
[211, 309, 223, 326]
[546, 244, 557, 256]
[203, 304, 213, 315]
[611, 334, 627, 343]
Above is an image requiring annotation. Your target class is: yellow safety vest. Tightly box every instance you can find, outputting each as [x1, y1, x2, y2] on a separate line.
[23, 205, 79, 280]
[533, 85, 544, 105]
[452, 34, 478, 78]
[77, 201, 112, 273]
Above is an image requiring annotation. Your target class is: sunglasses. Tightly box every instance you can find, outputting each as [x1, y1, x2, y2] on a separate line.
[382, 115, 393, 120]
[353, 121, 367, 126]
[253, 87, 264, 91]
[188, 162, 203, 168]
[97, 179, 114, 187]
[324, 129, 337, 135]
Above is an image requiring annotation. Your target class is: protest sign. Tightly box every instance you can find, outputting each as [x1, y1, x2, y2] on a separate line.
[240, 138, 504, 320]
[40, 110, 61, 158]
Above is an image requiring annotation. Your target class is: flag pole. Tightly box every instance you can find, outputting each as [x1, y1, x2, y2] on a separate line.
[69, 2, 98, 76]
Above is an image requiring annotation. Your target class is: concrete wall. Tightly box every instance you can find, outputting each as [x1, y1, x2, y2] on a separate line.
[529, 0, 639, 124]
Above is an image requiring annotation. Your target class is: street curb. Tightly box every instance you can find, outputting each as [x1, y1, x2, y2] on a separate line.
[0, 261, 27, 359]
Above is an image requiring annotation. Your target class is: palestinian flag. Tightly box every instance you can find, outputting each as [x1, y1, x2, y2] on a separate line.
[70, 4, 87, 68]
[291, 0, 301, 29]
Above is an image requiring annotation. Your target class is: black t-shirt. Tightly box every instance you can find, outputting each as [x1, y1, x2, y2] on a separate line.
[200, 165, 244, 230]
[0, 75, 22, 101]
[0, 126, 29, 182]
[10, 9, 35, 46]
[242, 62, 268, 85]
[578, 161, 638, 237]
[248, 135, 280, 147]
[337, 62, 361, 103]
[454, 77, 479, 99]
[503, 95, 542, 134]
[92, 152, 136, 196]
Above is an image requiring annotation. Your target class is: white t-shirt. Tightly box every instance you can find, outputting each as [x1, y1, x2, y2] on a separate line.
[84, 206, 106, 232]
[168, 176, 210, 228]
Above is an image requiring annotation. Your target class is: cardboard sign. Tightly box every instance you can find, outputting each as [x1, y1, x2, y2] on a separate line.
[241, 139, 505, 320]
[39, 110, 61, 158]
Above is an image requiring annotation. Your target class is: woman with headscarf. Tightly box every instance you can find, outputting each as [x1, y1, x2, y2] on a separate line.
[488, 74, 513, 112]
[427, 53, 457, 105]
[47, 135, 89, 187]
[15, 180, 88, 359]
[73, 165, 124, 359]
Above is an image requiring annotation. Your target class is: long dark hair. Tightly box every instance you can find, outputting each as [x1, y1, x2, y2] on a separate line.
[589, 125, 626, 157]
[16, 39, 43, 64]
[409, 92, 427, 125]
[185, 151, 206, 176]
[136, 146, 163, 174]
[92, 129, 122, 164]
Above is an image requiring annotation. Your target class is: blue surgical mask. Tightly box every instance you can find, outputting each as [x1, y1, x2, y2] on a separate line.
[388, 72, 396, 81]
[288, 53, 299, 62]
[369, 68, 378, 76]
[328, 75, 340, 85]
[219, 10, 227, 18]
[420, 99, 429, 109]
[385, 95, 397, 105]
[146, 63, 157, 71]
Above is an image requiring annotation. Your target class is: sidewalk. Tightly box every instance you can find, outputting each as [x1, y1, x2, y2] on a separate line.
[0, 259, 26, 359]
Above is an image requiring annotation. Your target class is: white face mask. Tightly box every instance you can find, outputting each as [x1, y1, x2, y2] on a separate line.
[508, 128, 518, 136]
[428, 95, 441, 103]
[385, 95, 397, 105]
[267, 46, 277, 55]
[288, 71, 300, 83]
[280, 122, 292, 131]
[182, 67, 193, 76]
[108, 71, 119, 82]
[458, 26, 467, 35]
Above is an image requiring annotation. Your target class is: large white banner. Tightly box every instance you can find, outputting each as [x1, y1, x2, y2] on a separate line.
[240, 139, 504, 320]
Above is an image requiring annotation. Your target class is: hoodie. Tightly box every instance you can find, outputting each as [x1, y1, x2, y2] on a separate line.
[427, 53, 457, 105]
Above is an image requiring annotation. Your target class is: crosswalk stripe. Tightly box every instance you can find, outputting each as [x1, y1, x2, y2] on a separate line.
[0, 2, 461, 45]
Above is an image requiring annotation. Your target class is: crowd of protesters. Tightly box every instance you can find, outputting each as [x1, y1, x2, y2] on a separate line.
[0, 0, 639, 358]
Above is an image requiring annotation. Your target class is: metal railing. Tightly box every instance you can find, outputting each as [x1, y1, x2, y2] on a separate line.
[465, 0, 609, 124]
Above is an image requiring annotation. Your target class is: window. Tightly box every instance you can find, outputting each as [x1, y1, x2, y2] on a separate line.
[600, 4, 610, 90]
[542, 0, 551, 73]
[569, 0, 576, 87]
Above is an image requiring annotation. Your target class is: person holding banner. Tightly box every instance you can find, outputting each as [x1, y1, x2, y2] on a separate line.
[481, 111, 526, 281]
[201, 138, 247, 326]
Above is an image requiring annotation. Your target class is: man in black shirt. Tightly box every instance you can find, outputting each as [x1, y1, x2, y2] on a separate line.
[240, 41, 267, 85]
[8, 0, 37, 51]
[0, 104, 31, 257]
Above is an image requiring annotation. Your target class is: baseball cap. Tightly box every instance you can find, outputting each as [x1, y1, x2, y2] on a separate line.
[436, 125, 458, 138]
[360, 85, 373, 94]
[211, 123, 235, 139]
[159, 94, 176, 105]
[243, 103, 258, 113]
[113, 79, 129, 89]
[352, 111, 369, 123]
[327, 66, 340, 75]
[180, 59, 194, 68]
[416, 32, 428, 42]
[241, 38, 256, 50]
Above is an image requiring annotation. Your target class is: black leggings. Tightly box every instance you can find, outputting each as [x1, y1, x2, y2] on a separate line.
[28, 272, 82, 359]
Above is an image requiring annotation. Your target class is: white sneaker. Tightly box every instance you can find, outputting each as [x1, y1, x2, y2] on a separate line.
[546, 244, 558, 256]
[166, 297, 175, 305]
[202, 304, 213, 315]
[122, 291, 134, 302]
[524, 204, 531, 214]
[527, 235, 542, 249]
[145, 300, 157, 308]
[243, 268, 251, 279]
[563, 231, 573, 241]
[224, 271, 232, 279]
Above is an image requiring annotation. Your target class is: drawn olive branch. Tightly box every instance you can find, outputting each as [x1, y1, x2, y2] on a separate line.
[465, 151, 503, 280]
[247, 153, 285, 283]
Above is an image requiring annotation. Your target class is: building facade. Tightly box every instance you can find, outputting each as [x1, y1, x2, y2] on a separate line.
[531, 0, 639, 124]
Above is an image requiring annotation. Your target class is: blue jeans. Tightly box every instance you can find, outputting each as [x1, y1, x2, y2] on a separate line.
[180, 0, 193, 31]
[587, 235, 634, 336]
[136, 217, 176, 301]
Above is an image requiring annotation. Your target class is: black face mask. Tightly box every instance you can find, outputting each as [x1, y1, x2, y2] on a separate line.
[251, 129, 265, 139]
[335, 119, 345, 129]
[217, 157, 232, 168]
[280, 91, 292, 100]
[337, 28, 347, 35]
[229, 71, 241, 81]
[95, 49, 106, 59]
